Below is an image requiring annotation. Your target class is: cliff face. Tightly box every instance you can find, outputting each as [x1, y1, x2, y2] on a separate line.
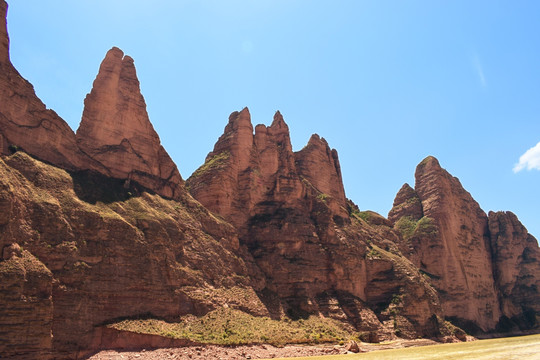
[389, 157, 540, 332]
[188, 110, 446, 340]
[76, 47, 183, 200]
[0, 2, 99, 173]
[488, 211, 540, 330]
[0, 151, 263, 358]
[1, 0, 539, 357]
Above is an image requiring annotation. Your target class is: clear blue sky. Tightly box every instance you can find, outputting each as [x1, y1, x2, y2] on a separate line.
[6, 1, 540, 238]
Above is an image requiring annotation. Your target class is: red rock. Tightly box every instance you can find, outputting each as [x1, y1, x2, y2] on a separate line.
[388, 183, 422, 224]
[0, 0, 101, 172]
[0, 0, 8, 63]
[390, 156, 502, 332]
[295, 134, 347, 216]
[488, 211, 540, 327]
[0, 245, 53, 359]
[0, 151, 263, 357]
[189, 110, 445, 339]
[76, 47, 183, 199]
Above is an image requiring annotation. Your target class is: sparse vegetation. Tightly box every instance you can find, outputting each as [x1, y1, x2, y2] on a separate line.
[191, 151, 230, 178]
[108, 308, 357, 346]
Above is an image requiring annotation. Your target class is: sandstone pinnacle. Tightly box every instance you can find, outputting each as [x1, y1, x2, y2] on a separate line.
[76, 47, 183, 199]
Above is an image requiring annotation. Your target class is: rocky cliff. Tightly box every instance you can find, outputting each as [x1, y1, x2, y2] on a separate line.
[76, 47, 183, 200]
[1, 0, 539, 358]
[389, 156, 540, 333]
[0, 151, 264, 359]
[0, 1, 182, 200]
[188, 109, 447, 340]
[0, 2, 100, 173]
[488, 211, 540, 331]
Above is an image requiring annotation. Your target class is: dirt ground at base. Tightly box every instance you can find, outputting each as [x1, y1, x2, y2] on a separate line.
[88, 338, 444, 360]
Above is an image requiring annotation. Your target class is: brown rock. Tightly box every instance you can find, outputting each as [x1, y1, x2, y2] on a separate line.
[345, 340, 360, 353]
[189, 110, 444, 339]
[0, 0, 101, 172]
[391, 156, 501, 332]
[0, 152, 264, 357]
[488, 211, 540, 328]
[76, 47, 183, 199]
[0, 0, 8, 63]
[0, 247, 53, 359]
[295, 134, 347, 216]
[388, 183, 423, 224]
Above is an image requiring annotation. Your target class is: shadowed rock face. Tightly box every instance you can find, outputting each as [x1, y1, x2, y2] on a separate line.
[389, 156, 540, 333]
[76, 47, 183, 199]
[488, 211, 540, 329]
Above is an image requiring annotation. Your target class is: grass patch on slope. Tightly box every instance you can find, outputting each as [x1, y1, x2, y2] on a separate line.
[108, 308, 355, 346]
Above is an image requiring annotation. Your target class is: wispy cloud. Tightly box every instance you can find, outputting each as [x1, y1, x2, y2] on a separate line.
[513, 141, 540, 173]
[472, 54, 487, 88]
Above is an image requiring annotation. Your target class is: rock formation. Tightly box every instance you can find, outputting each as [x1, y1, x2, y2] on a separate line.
[1, 0, 539, 357]
[488, 211, 540, 330]
[76, 47, 183, 199]
[188, 110, 446, 340]
[0, 1, 100, 172]
[0, 151, 263, 358]
[389, 156, 540, 333]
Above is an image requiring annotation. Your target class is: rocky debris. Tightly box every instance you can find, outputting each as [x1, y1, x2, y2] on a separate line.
[76, 47, 183, 200]
[488, 211, 540, 330]
[345, 340, 360, 353]
[88, 338, 442, 360]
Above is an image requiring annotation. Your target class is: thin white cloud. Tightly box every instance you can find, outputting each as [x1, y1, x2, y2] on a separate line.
[513, 141, 540, 173]
[473, 54, 487, 88]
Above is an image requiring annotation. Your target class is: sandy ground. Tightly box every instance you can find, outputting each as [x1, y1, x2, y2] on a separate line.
[88, 339, 441, 360]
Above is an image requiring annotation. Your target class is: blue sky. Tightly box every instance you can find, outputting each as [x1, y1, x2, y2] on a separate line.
[6, 1, 540, 238]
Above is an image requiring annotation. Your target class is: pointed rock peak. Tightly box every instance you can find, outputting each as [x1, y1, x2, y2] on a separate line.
[1, 0, 9, 64]
[417, 156, 441, 171]
[104, 46, 124, 60]
[388, 183, 423, 224]
[270, 110, 288, 129]
[306, 133, 330, 148]
[414, 156, 445, 183]
[225, 107, 253, 135]
[395, 183, 416, 201]
[269, 111, 291, 140]
[76, 47, 182, 198]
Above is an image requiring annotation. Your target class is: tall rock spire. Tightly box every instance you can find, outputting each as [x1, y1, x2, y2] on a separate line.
[0, 0, 9, 64]
[295, 134, 347, 211]
[76, 47, 183, 199]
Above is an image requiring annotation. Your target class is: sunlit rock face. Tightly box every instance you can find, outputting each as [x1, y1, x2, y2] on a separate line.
[390, 156, 540, 332]
[76, 47, 183, 199]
